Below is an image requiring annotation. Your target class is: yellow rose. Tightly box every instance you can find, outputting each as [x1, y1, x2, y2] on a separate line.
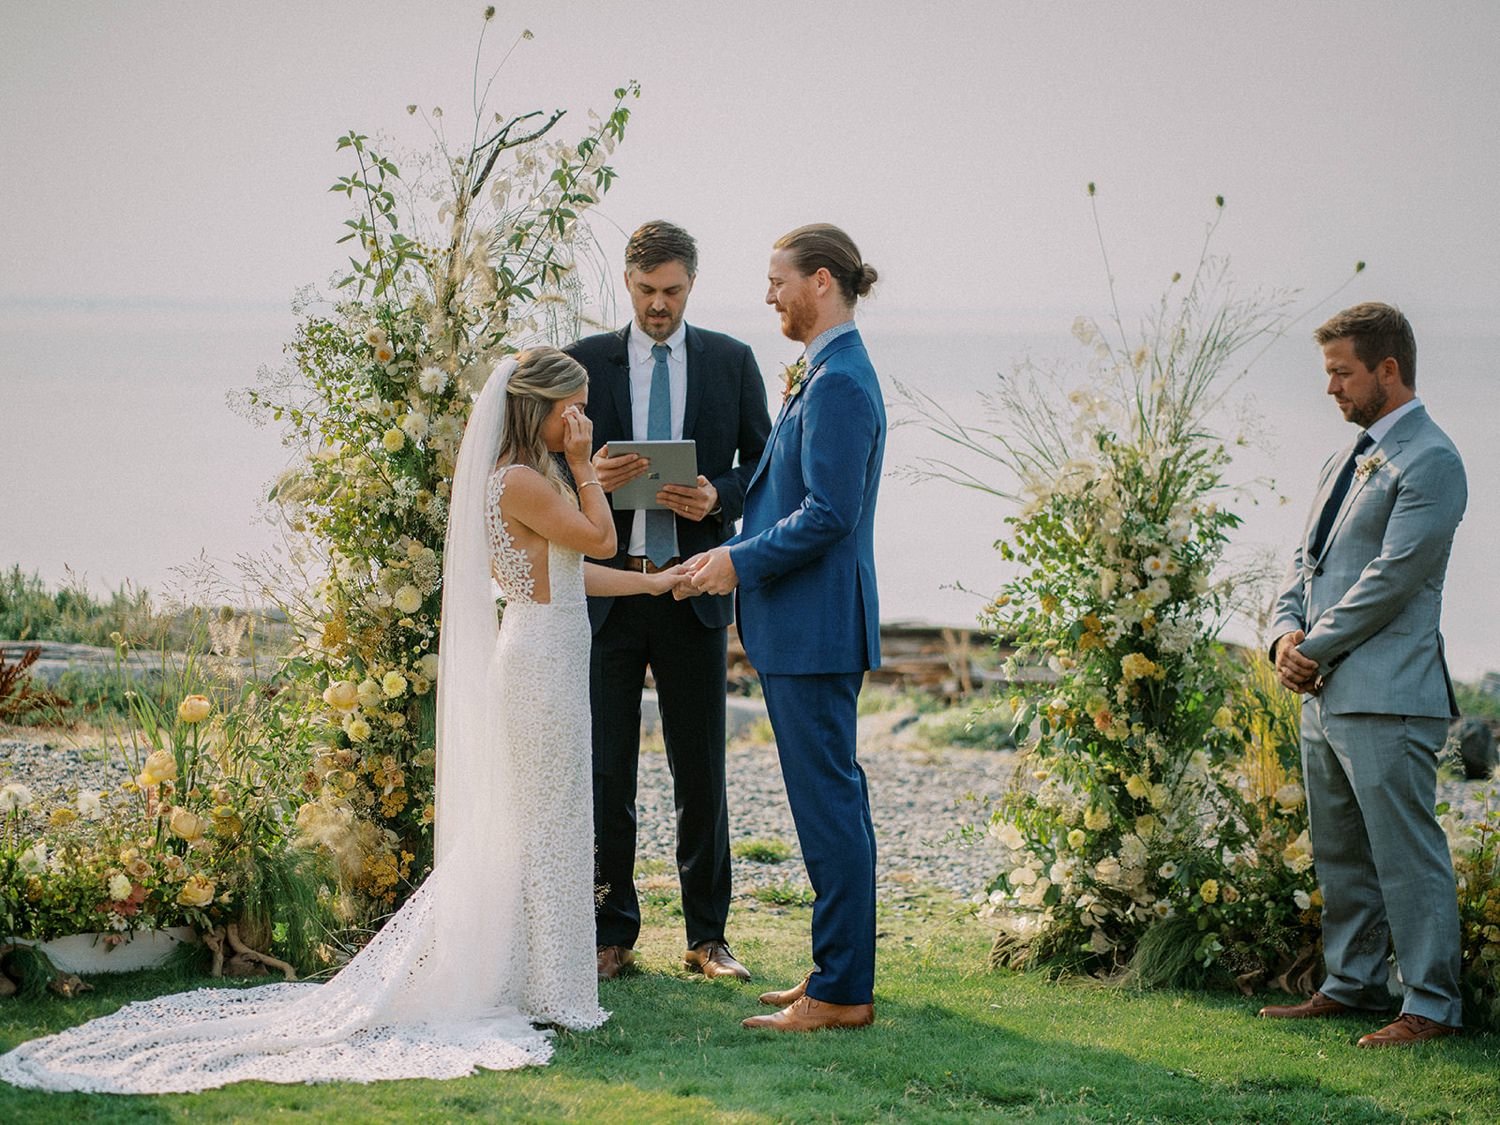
[344, 715, 372, 743]
[169, 806, 206, 842]
[1199, 879, 1220, 904]
[176, 874, 216, 908]
[322, 680, 360, 713]
[381, 671, 408, 698]
[382, 428, 406, 452]
[1083, 806, 1110, 831]
[138, 749, 178, 787]
[177, 694, 212, 724]
[108, 873, 134, 901]
[393, 585, 423, 615]
[1125, 775, 1150, 801]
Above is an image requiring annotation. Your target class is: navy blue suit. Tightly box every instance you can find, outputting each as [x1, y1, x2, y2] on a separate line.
[566, 324, 771, 951]
[730, 327, 884, 1004]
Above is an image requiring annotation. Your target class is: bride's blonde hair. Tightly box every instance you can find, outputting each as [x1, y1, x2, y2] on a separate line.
[497, 346, 589, 496]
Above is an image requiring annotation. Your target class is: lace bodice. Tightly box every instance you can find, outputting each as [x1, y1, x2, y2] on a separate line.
[485, 465, 585, 608]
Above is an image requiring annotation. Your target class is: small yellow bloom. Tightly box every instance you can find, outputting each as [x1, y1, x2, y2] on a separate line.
[344, 715, 372, 743]
[1199, 879, 1220, 904]
[1067, 828, 1087, 850]
[1125, 775, 1150, 801]
[177, 694, 212, 724]
[49, 807, 79, 828]
[382, 428, 406, 452]
[1212, 706, 1235, 731]
[381, 670, 408, 698]
[1083, 806, 1110, 831]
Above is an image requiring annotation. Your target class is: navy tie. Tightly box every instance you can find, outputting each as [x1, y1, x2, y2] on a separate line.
[1309, 432, 1374, 559]
[645, 343, 675, 566]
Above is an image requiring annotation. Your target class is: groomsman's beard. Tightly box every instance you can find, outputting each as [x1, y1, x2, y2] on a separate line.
[637, 308, 682, 342]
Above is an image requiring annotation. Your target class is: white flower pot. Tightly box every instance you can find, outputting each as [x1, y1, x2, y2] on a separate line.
[8, 927, 198, 974]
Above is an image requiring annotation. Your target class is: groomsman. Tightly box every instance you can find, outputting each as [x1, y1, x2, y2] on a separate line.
[1260, 303, 1466, 1046]
[567, 221, 772, 982]
[689, 224, 885, 1031]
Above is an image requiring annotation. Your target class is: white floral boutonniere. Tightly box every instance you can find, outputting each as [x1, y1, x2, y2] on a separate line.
[780, 357, 809, 403]
[1354, 452, 1385, 482]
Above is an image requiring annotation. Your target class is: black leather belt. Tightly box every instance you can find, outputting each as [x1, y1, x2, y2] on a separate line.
[624, 555, 680, 574]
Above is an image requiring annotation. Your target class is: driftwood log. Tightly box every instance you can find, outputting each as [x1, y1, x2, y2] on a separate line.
[201, 923, 297, 981]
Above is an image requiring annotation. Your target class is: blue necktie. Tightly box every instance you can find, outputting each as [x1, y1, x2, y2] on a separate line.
[1309, 432, 1374, 559]
[645, 343, 675, 566]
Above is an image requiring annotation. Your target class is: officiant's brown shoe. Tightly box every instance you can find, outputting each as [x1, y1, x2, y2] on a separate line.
[741, 995, 873, 1032]
[759, 972, 810, 1006]
[1357, 1013, 1461, 1047]
[683, 940, 751, 981]
[1258, 991, 1372, 1019]
[596, 945, 636, 980]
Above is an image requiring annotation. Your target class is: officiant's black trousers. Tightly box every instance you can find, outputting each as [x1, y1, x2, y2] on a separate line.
[590, 592, 731, 950]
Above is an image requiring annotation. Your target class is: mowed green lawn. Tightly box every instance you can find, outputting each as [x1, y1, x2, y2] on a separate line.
[3, 892, 1498, 1123]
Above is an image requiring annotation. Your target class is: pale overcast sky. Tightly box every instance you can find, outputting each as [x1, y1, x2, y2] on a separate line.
[3, 1, 1498, 673]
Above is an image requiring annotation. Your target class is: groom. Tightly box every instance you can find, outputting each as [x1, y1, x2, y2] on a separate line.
[1260, 302, 1466, 1046]
[687, 223, 885, 1031]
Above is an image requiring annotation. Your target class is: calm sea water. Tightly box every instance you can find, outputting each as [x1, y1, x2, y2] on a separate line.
[2, 301, 1495, 679]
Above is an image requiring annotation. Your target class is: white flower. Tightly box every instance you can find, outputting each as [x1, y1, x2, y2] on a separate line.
[418, 366, 449, 395]
[400, 411, 429, 442]
[393, 585, 423, 615]
[19, 843, 48, 875]
[1293, 889, 1312, 910]
[108, 873, 134, 901]
[419, 653, 440, 681]
[1, 782, 36, 812]
[363, 326, 387, 348]
[1354, 453, 1385, 482]
[1157, 861, 1178, 879]
[1010, 865, 1039, 887]
[76, 790, 104, 819]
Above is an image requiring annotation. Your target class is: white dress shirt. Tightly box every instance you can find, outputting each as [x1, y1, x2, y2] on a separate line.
[1363, 396, 1422, 447]
[626, 321, 688, 557]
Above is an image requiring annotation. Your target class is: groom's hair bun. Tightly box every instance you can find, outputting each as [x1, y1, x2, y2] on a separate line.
[626, 220, 699, 276]
[774, 223, 876, 304]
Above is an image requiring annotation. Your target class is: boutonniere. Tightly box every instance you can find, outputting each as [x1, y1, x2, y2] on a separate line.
[1354, 452, 1385, 482]
[780, 357, 809, 402]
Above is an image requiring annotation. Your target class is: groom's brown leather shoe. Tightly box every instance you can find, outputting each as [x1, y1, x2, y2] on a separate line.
[758, 972, 810, 1006]
[596, 945, 636, 980]
[683, 940, 751, 981]
[1357, 1013, 1461, 1047]
[741, 995, 873, 1032]
[1258, 991, 1372, 1019]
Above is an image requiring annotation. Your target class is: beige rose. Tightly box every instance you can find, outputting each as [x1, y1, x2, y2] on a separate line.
[176, 874, 216, 908]
[322, 680, 360, 713]
[169, 806, 206, 841]
[177, 694, 212, 724]
[138, 749, 178, 787]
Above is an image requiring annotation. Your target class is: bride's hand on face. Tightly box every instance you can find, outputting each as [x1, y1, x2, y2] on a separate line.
[562, 404, 593, 468]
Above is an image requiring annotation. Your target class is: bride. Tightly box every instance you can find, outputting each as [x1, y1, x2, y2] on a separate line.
[0, 347, 684, 1093]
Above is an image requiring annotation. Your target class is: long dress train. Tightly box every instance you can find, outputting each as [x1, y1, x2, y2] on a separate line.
[0, 463, 604, 1093]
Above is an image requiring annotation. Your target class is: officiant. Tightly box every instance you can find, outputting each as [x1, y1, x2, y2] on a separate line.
[565, 221, 772, 983]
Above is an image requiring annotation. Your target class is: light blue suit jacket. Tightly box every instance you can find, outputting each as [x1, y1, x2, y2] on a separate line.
[730, 329, 884, 675]
[1271, 405, 1465, 718]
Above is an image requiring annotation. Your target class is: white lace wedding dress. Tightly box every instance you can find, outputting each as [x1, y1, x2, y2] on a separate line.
[0, 463, 605, 1094]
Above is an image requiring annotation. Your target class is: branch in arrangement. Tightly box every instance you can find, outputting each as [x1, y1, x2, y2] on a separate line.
[469, 108, 567, 198]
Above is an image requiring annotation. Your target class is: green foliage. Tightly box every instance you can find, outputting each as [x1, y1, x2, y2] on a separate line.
[1456, 681, 1500, 722]
[751, 880, 815, 907]
[922, 695, 1019, 750]
[0, 566, 165, 648]
[730, 836, 793, 864]
[1447, 783, 1500, 1030]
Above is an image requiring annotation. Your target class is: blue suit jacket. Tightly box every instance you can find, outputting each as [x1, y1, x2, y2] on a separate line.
[730, 328, 884, 675]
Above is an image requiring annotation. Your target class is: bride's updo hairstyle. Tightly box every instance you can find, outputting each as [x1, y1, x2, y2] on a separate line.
[498, 345, 589, 496]
[773, 223, 878, 306]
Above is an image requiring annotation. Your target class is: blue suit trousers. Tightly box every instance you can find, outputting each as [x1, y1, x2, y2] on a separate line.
[759, 670, 876, 1004]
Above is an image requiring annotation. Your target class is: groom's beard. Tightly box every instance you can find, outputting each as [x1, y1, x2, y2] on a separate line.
[775, 295, 816, 344]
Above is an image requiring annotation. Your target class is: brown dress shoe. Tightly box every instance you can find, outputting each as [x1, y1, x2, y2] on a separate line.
[596, 945, 636, 981]
[741, 995, 874, 1032]
[1357, 1013, 1461, 1047]
[1258, 991, 1377, 1019]
[758, 973, 810, 1007]
[683, 940, 751, 981]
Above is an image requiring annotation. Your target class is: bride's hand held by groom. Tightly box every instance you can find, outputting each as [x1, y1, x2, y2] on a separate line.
[682, 547, 738, 596]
